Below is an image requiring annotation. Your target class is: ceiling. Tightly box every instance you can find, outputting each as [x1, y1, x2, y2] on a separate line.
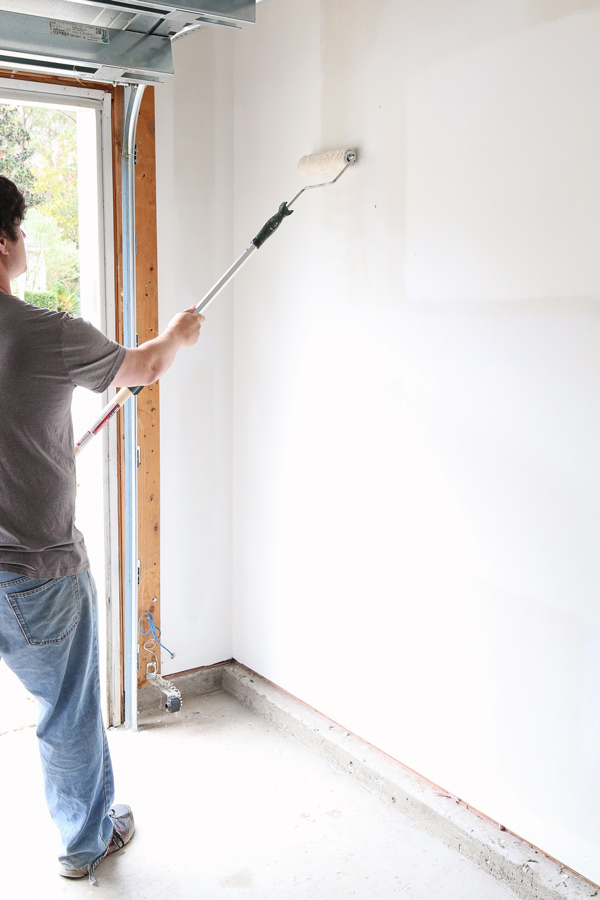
[0, 1, 256, 84]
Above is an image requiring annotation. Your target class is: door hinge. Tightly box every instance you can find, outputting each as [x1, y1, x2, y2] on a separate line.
[137, 560, 140, 585]
[137, 445, 141, 468]
[134, 144, 138, 165]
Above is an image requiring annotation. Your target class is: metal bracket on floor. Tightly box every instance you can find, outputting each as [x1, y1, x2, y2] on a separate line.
[146, 662, 182, 714]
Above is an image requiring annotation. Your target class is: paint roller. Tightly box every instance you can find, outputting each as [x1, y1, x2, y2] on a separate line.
[75, 147, 358, 455]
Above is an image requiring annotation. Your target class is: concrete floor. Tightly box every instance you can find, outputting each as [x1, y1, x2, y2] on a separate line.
[0, 666, 525, 900]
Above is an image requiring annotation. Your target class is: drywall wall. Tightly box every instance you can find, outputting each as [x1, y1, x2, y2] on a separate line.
[153, 0, 600, 885]
[230, 0, 600, 886]
[155, 29, 235, 672]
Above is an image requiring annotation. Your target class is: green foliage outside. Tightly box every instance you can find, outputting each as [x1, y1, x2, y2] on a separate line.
[23, 207, 80, 310]
[24, 290, 55, 309]
[0, 102, 80, 314]
[23, 105, 79, 248]
[0, 105, 43, 209]
[25, 288, 79, 316]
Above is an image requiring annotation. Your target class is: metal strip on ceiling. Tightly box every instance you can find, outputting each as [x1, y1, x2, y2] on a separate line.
[0, 0, 255, 84]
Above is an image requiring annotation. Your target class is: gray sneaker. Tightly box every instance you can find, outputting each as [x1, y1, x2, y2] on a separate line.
[59, 804, 135, 883]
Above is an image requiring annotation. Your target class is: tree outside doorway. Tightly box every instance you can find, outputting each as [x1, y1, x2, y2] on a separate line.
[1, 101, 80, 314]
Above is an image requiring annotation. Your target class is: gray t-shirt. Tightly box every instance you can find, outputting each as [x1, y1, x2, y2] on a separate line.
[0, 292, 126, 577]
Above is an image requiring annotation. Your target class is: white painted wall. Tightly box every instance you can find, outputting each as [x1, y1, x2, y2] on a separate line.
[155, 30, 235, 673]
[155, 0, 600, 885]
[231, 0, 600, 886]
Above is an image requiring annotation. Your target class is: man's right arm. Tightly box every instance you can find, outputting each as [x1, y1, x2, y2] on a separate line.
[110, 306, 204, 388]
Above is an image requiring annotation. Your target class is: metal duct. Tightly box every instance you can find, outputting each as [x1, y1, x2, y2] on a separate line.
[0, 0, 255, 84]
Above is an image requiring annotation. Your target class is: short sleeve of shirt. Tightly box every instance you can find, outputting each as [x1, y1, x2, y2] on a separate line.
[61, 314, 126, 393]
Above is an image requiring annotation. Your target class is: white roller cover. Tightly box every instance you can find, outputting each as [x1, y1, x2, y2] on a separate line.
[297, 148, 356, 177]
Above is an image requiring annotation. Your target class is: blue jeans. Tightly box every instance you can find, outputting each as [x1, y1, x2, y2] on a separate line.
[0, 569, 115, 870]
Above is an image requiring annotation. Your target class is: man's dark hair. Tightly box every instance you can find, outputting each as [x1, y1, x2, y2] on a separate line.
[0, 175, 26, 241]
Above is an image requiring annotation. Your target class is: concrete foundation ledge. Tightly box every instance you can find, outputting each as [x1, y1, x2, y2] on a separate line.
[137, 660, 229, 712]
[222, 662, 598, 900]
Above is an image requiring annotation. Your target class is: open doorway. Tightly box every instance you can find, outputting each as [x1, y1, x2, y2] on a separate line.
[0, 80, 119, 732]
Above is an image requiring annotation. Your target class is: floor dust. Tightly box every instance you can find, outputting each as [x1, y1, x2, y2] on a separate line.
[0, 686, 522, 899]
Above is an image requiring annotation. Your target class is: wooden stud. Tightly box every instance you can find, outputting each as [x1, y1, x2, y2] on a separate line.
[133, 88, 162, 688]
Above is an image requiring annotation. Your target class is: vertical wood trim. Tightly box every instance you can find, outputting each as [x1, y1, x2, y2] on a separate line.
[133, 88, 161, 688]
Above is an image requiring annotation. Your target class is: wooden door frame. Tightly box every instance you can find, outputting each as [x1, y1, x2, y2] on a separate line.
[0, 71, 161, 720]
[128, 87, 162, 694]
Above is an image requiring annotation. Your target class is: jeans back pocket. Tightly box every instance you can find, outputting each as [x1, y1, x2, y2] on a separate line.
[6, 576, 81, 646]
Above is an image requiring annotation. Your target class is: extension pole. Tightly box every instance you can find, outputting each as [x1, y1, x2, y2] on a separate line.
[75, 150, 356, 455]
[74, 203, 293, 456]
